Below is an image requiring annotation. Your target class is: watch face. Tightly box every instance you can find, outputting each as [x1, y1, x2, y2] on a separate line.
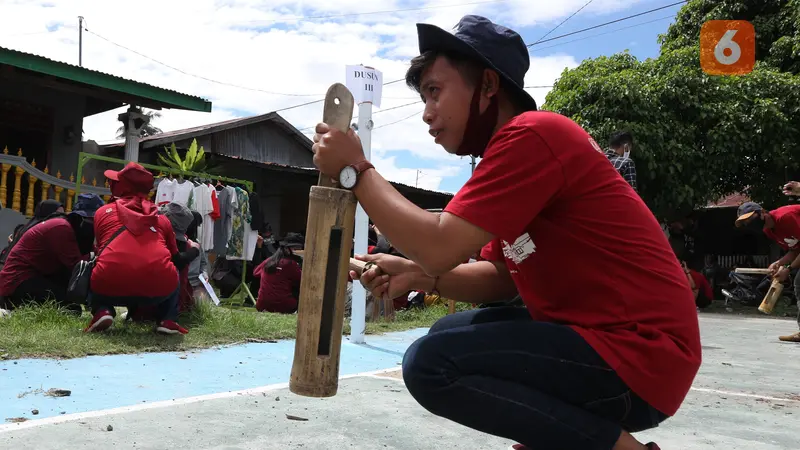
[339, 166, 357, 189]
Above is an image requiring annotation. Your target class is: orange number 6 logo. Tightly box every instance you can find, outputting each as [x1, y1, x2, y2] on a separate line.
[700, 20, 756, 75]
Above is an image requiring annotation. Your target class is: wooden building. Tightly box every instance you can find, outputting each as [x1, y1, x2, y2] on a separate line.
[0, 45, 211, 240]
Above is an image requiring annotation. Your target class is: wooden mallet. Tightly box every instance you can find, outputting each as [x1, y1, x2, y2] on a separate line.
[289, 83, 358, 398]
[734, 268, 784, 314]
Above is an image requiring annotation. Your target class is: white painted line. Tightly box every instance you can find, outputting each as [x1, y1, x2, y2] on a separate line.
[690, 387, 800, 403]
[0, 366, 403, 434]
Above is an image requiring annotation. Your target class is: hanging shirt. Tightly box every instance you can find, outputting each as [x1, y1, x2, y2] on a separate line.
[212, 187, 232, 255]
[226, 188, 251, 260]
[202, 185, 216, 251]
[446, 111, 701, 417]
[172, 180, 194, 206]
[156, 179, 176, 207]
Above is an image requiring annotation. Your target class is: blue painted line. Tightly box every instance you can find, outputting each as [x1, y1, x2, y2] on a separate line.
[0, 327, 428, 422]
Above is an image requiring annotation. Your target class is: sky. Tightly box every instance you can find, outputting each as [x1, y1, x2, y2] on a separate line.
[0, 0, 687, 193]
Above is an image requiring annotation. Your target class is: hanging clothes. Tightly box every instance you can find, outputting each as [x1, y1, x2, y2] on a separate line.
[172, 180, 194, 206]
[226, 188, 251, 260]
[212, 186, 233, 255]
[156, 178, 176, 207]
[202, 184, 218, 251]
[248, 192, 266, 233]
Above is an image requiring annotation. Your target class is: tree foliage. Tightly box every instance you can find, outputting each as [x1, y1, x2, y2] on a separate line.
[116, 108, 163, 139]
[543, 0, 800, 220]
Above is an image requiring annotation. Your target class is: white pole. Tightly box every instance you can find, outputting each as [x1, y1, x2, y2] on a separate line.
[350, 100, 372, 344]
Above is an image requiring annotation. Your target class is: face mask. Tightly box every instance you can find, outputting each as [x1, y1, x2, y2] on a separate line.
[623, 145, 631, 159]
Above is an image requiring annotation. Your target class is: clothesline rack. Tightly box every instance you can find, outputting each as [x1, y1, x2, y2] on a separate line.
[74, 152, 256, 306]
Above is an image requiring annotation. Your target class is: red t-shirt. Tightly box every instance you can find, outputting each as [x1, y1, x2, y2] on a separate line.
[689, 270, 713, 300]
[445, 111, 701, 417]
[254, 257, 301, 313]
[0, 218, 86, 296]
[765, 205, 800, 251]
[91, 203, 179, 298]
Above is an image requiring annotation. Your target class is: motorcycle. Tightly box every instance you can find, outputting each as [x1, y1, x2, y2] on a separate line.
[721, 269, 797, 307]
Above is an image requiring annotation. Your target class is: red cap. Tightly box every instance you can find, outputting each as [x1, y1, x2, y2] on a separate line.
[104, 162, 154, 193]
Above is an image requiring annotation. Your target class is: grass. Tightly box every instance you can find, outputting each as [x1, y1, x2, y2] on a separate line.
[0, 300, 460, 360]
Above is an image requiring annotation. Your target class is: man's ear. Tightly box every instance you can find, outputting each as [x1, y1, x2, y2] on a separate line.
[482, 69, 500, 97]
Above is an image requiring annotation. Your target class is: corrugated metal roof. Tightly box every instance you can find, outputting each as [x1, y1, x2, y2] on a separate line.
[705, 192, 750, 208]
[0, 46, 212, 112]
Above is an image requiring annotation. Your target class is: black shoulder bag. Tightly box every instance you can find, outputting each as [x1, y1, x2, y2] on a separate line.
[67, 226, 127, 305]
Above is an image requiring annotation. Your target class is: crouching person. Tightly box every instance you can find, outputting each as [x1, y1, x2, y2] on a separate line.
[84, 162, 188, 335]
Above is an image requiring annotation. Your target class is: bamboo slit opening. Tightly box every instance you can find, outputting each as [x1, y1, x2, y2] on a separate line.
[318, 227, 343, 356]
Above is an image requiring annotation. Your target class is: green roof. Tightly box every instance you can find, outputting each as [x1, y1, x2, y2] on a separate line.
[0, 46, 212, 113]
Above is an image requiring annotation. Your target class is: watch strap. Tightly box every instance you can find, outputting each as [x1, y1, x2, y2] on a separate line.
[351, 160, 375, 175]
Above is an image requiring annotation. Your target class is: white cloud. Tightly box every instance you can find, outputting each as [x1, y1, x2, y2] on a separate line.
[0, 0, 637, 192]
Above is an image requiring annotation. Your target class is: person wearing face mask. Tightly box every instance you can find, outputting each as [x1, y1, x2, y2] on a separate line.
[735, 201, 800, 342]
[311, 15, 699, 450]
[604, 131, 637, 192]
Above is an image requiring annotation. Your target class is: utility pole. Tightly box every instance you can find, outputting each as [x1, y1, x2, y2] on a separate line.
[416, 169, 420, 188]
[78, 16, 84, 66]
[470, 156, 476, 174]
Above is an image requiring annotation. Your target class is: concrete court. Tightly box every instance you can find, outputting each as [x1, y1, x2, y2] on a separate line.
[1, 314, 800, 449]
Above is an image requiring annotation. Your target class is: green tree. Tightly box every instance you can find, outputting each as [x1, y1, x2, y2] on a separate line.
[543, 0, 800, 219]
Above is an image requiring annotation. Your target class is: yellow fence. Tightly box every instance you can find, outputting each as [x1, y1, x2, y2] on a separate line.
[0, 147, 113, 217]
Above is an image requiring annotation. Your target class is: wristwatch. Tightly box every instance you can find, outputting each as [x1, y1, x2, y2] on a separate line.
[339, 160, 375, 189]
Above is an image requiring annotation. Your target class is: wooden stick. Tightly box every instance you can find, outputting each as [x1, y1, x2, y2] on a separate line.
[734, 268, 772, 274]
[289, 83, 356, 398]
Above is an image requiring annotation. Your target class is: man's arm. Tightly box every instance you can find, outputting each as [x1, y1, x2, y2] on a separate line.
[352, 169, 492, 276]
[779, 250, 800, 268]
[410, 260, 517, 304]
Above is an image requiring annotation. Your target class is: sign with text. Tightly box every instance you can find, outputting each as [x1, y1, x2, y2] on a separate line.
[700, 20, 755, 76]
[345, 65, 383, 108]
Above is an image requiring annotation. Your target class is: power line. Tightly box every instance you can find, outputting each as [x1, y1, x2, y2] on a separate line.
[298, 100, 424, 132]
[529, 15, 675, 53]
[374, 110, 424, 130]
[530, 0, 593, 46]
[527, 0, 687, 47]
[234, 0, 510, 26]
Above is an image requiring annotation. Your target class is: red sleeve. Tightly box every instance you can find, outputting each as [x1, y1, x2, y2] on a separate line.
[444, 124, 566, 240]
[210, 189, 221, 220]
[159, 215, 179, 255]
[479, 239, 504, 262]
[48, 222, 86, 268]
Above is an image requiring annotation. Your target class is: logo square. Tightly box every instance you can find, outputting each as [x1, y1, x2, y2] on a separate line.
[700, 20, 756, 75]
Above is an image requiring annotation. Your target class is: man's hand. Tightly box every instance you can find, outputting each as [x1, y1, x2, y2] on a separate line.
[768, 261, 782, 276]
[312, 123, 365, 178]
[775, 266, 791, 283]
[783, 181, 800, 196]
[350, 253, 427, 301]
[187, 239, 200, 250]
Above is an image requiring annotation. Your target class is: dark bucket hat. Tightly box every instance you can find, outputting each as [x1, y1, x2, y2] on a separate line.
[416, 15, 537, 112]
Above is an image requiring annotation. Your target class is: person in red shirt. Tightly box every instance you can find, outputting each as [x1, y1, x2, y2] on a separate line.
[735, 201, 800, 342]
[253, 232, 303, 313]
[310, 15, 700, 450]
[85, 162, 188, 335]
[0, 195, 101, 313]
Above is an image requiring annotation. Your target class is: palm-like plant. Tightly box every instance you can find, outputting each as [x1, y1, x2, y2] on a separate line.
[116, 108, 163, 139]
[158, 139, 213, 173]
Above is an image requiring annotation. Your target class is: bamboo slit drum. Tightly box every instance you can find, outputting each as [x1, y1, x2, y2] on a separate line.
[289, 83, 358, 398]
[734, 268, 785, 314]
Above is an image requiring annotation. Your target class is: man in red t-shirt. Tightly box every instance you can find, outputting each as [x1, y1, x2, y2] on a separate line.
[735, 201, 800, 342]
[311, 15, 699, 450]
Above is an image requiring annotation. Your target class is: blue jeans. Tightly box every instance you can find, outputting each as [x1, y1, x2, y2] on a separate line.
[402, 307, 667, 449]
[88, 288, 180, 322]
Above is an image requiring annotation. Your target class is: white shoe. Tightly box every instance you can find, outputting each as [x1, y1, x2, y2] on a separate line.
[0, 308, 10, 318]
